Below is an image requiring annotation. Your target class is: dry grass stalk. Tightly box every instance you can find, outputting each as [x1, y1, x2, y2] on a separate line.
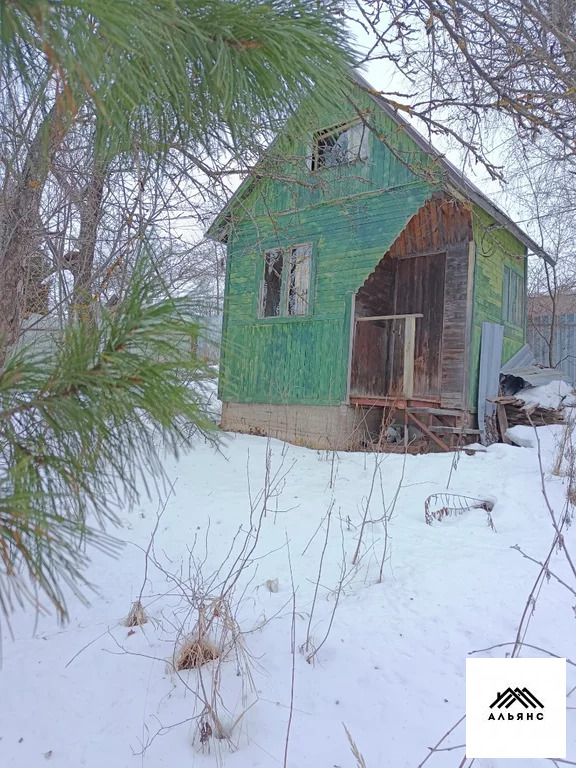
[122, 599, 148, 627]
[265, 577, 279, 593]
[343, 723, 367, 768]
[174, 637, 219, 670]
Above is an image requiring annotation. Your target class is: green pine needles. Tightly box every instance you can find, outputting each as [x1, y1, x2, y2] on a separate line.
[0, 0, 356, 624]
[0, 258, 215, 622]
[0, 0, 355, 155]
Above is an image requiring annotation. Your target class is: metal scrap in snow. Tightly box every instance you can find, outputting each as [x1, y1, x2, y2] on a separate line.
[424, 493, 496, 529]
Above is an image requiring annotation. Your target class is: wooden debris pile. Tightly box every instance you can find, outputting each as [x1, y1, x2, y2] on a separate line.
[488, 395, 565, 430]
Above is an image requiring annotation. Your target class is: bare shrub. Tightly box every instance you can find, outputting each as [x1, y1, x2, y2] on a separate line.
[130, 443, 294, 760]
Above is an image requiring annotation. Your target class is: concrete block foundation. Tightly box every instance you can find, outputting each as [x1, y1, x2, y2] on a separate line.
[220, 401, 382, 450]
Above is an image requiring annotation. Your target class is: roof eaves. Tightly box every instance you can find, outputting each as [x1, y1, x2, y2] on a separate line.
[206, 174, 256, 243]
[208, 69, 555, 266]
[352, 71, 555, 266]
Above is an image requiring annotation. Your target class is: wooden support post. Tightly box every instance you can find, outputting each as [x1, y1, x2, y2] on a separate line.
[406, 411, 451, 452]
[496, 402, 511, 444]
[403, 315, 416, 400]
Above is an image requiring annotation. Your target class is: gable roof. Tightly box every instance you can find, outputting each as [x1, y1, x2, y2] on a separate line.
[208, 70, 554, 266]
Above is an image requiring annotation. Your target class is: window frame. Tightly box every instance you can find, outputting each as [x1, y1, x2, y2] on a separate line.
[309, 118, 369, 172]
[258, 242, 314, 320]
[260, 248, 284, 319]
[502, 264, 525, 329]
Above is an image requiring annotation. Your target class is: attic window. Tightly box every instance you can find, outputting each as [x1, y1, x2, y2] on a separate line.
[310, 121, 369, 171]
[260, 244, 312, 318]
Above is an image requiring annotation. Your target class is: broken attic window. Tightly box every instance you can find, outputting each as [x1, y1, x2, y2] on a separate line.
[261, 249, 284, 317]
[287, 245, 311, 316]
[311, 121, 368, 170]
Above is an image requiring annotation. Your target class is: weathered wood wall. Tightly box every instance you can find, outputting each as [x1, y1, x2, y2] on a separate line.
[221, 186, 432, 405]
[218, 81, 528, 413]
[218, 85, 441, 406]
[351, 199, 472, 406]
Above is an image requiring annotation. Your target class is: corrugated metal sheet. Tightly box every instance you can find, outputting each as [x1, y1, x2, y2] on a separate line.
[528, 314, 576, 386]
[500, 366, 565, 387]
[500, 343, 535, 372]
[477, 322, 504, 444]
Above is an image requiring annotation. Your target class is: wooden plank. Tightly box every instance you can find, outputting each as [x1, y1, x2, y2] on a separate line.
[350, 396, 409, 408]
[356, 313, 423, 321]
[427, 426, 481, 434]
[406, 411, 451, 452]
[350, 319, 401, 397]
[440, 241, 470, 408]
[496, 402, 511, 444]
[394, 251, 445, 399]
[405, 407, 462, 416]
[395, 249, 446, 260]
[349, 396, 443, 408]
[403, 315, 416, 399]
[345, 292, 355, 404]
[463, 239, 476, 409]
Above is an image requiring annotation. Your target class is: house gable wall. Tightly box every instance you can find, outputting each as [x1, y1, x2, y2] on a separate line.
[223, 87, 436, 226]
[219, 87, 439, 406]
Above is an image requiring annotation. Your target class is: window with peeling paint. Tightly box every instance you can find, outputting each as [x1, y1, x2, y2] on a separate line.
[259, 244, 312, 318]
[287, 245, 311, 316]
[261, 249, 284, 317]
[503, 266, 524, 327]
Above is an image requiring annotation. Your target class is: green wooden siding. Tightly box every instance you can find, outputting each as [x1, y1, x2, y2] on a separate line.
[218, 89, 443, 405]
[468, 206, 527, 410]
[219, 86, 440, 236]
[219, 182, 434, 405]
[217, 85, 529, 411]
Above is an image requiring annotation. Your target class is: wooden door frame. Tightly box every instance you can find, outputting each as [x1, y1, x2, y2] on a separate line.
[345, 292, 355, 403]
[393, 249, 446, 400]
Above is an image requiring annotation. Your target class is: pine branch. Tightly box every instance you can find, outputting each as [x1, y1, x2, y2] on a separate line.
[0, 256, 216, 623]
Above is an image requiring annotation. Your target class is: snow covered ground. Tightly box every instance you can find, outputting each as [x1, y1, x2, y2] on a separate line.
[1, 421, 575, 767]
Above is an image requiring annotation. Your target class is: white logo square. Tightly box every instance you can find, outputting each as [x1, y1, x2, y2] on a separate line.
[466, 657, 566, 758]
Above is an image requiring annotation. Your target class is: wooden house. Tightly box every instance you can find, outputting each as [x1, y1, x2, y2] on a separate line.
[208, 72, 552, 451]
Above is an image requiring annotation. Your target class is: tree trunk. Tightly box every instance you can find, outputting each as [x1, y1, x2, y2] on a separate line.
[69, 153, 109, 320]
[544, 261, 558, 368]
[0, 105, 69, 366]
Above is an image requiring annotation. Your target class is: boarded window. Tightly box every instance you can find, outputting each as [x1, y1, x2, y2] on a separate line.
[260, 244, 312, 318]
[287, 245, 312, 315]
[503, 266, 524, 327]
[261, 249, 284, 317]
[310, 121, 369, 170]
